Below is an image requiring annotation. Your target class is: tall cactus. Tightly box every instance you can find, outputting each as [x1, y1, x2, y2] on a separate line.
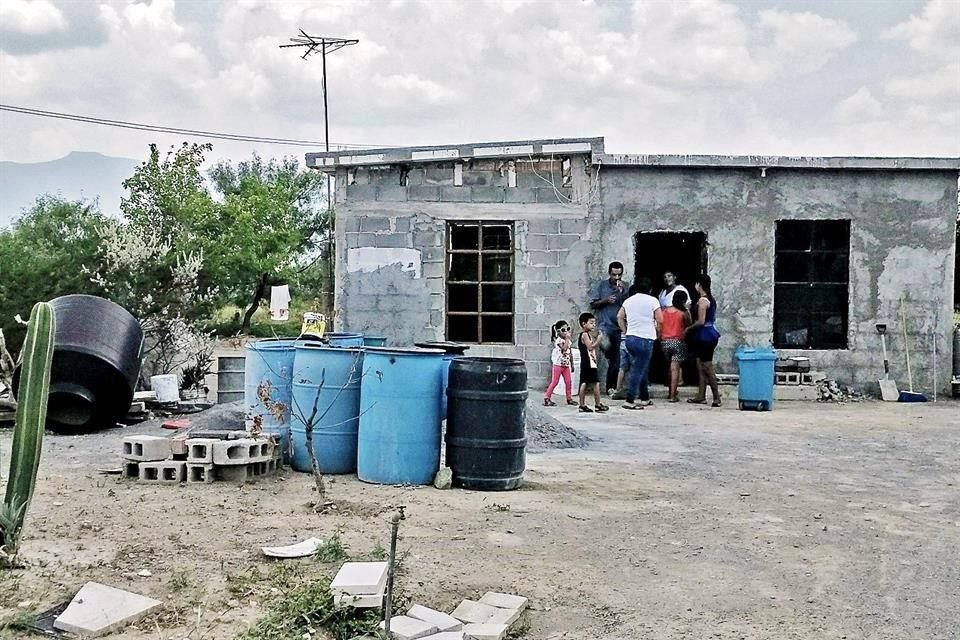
[0, 301, 55, 562]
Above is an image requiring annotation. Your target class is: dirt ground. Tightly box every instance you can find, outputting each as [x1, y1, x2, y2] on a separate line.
[1, 393, 959, 639]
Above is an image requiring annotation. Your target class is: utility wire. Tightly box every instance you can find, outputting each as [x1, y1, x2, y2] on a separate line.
[0, 104, 388, 149]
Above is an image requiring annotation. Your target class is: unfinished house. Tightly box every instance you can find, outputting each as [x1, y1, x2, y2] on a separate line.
[306, 138, 958, 394]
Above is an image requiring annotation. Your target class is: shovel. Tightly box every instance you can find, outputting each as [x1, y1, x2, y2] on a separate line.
[876, 324, 899, 401]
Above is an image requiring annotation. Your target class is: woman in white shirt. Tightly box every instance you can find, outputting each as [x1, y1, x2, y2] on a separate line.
[617, 279, 663, 410]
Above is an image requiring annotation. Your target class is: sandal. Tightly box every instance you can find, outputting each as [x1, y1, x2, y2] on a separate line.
[543, 398, 556, 407]
[687, 398, 707, 405]
[622, 402, 643, 410]
[711, 399, 722, 407]
[566, 398, 578, 406]
[595, 403, 609, 412]
[668, 396, 680, 403]
[579, 405, 594, 413]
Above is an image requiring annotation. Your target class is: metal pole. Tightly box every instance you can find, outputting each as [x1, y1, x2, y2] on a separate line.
[320, 41, 335, 316]
[383, 507, 405, 637]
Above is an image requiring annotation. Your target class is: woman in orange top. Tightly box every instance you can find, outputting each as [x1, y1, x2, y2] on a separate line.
[659, 289, 691, 402]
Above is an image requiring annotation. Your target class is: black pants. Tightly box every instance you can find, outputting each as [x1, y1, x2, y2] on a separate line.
[600, 329, 621, 391]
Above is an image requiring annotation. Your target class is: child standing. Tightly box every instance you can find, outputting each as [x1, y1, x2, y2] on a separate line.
[577, 312, 610, 413]
[543, 320, 577, 406]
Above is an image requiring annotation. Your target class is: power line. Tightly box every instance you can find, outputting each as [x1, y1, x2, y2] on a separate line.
[0, 103, 387, 149]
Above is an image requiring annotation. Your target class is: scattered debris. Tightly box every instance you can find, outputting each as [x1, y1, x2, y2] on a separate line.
[817, 379, 865, 402]
[261, 537, 324, 559]
[53, 582, 162, 638]
[524, 400, 590, 451]
[161, 419, 191, 430]
[120, 432, 279, 485]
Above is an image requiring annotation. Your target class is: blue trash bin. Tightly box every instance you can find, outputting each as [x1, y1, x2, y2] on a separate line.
[736, 346, 776, 411]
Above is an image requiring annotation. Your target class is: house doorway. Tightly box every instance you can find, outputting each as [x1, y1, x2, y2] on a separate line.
[633, 231, 708, 385]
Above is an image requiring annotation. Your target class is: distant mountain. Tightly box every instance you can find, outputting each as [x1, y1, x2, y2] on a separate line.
[0, 151, 138, 228]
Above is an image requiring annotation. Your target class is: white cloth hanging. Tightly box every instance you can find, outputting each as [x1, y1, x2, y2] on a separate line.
[270, 285, 291, 321]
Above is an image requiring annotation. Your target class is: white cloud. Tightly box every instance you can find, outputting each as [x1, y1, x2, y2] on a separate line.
[758, 10, 857, 71]
[833, 87, 885, 124]
[884, 62, 960, 101]
[885, 0, 960, 61]
[0, 0, 66, 35]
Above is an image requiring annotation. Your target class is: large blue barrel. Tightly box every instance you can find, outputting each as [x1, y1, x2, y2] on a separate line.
[362, 336, 387, 347]
[415, 342, 470, 418]
[245, 338, 299, 459]
[290, 345, 364, 474]
[325, 332, 364, 347]
[357, 348, 446, 484]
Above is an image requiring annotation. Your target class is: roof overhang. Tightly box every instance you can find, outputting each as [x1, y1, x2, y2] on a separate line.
[593, 154, 960, 171]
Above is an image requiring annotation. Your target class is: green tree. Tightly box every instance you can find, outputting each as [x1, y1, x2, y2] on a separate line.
[0, 197, 107, 355]
[207, 155, 327, 330]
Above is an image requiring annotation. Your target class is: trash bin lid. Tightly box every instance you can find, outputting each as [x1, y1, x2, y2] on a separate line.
[735, 346, 777, 361]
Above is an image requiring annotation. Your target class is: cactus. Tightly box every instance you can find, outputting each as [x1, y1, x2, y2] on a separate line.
[0, 301, 55, 563]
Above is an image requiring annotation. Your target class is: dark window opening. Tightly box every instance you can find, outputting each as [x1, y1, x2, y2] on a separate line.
[774, 220, 850, 349]
[446, 222, 514, 343]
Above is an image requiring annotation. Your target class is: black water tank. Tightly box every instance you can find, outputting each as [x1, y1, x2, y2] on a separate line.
[13, 295, 143, 433]
[445, 357, 527, 491]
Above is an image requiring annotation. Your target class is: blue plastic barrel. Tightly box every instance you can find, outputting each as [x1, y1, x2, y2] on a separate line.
[736, 346, 777, 410]
[290, 345, 364, 474]
[325, 332, 364, 347]
[415, 342, 470, 418]
[357, 347, 446, 484]
[245, 338, 300, 459]
[362, 336, 387, 347]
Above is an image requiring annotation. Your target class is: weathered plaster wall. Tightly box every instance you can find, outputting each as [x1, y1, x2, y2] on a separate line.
[597, 167, 957, 394]
[332, 157, 597, 385]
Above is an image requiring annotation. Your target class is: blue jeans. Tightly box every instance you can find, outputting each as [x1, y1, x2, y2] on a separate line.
[625, 336, 654, 403]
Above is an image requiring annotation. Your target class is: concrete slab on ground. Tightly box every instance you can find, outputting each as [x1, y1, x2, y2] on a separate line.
[408, 604, 463, 631]
[378, 615, 438, 639]
[53, 582, 162, 638]
[331, 561, 389, 595]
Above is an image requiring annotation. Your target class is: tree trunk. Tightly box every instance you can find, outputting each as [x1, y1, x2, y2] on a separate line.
[240, 272, 270, 332]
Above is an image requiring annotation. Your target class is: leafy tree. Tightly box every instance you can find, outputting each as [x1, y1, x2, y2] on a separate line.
[0, 197, 107, 355]
[207, 155, 327, 330]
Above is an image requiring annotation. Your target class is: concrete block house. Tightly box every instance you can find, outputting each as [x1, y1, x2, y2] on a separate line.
[306, 138, 958, 394]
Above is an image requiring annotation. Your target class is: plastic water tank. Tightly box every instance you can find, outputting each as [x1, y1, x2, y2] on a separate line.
[289, 344, 364, 474]
[13, 295, 143, 433]
[245, 338, 299, 460]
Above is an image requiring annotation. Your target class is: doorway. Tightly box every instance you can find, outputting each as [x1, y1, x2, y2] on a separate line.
[633, 231, 708, 385]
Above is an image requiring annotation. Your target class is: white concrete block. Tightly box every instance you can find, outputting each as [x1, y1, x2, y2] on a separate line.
[186, 438, 219, 463]
[121, 435, 170, 462]
[478, 592, 528, 612]
[378, 616, 438, 639]
[212, 438, 271, 465]
[463, 623, 508, 640]
[421, 633, 465, 640]
[450, 600, 499, 624]
[408, 604, 463, 631]
[333, 588, 384, 609]
[330, 561, 389, 595]
[54, 582, 162, 638]
[484, 607, 521, 626]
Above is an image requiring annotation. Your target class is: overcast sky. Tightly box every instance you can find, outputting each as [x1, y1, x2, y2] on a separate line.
[0, 0, 957, 166]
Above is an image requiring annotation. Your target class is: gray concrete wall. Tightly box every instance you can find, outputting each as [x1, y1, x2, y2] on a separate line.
[332, 157, 596, 386]
[596, 167, 958, 395]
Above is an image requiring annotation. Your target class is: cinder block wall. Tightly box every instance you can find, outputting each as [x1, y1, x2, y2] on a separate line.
[332, 157, 597, 387]
[596, 167, 958, 394]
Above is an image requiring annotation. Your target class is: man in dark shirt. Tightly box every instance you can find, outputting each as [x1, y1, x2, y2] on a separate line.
[589, 261, 626, 394]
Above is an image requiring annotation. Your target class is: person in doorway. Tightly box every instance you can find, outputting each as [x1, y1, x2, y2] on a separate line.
[589, 261, 627, 395]
[660, 290, 691, 402]
[658, 272, 690, 309]
[618, 279, 662, 410]
[543, 320, 577, 407]
[685, 274, 722, 407]
[576, 312, 609, 413]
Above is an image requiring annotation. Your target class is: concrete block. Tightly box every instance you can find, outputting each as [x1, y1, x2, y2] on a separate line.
[470, 187, 505, 203]
[484, 607, 521, 626]
[346, 184, 378, 202]
[421, 634, 465, 640]
[523, 234, 551, 251]
[526, 250, 560, 267]
[53, 582, 162, 638]
[462, 624, 508, 640]
[343, 216, 362, 232]
[413, 231, 442, 247]
[128, 401, 146, 413]
[504, 187, 537, 203]
[775, 372, 801, 385]
[478, 593, 528, 612]
[214, 465, 251, 484]
[123, 461, 139, 479]
[188, 430, 250, 440]
[376, 233, 411, 248]
[360, 215, 391, 232]
[186, 463, 215, 484]
[378, 185, 409, 202]
[122, 435, 170, 462]
[408, 604, 463, 631]
[138, 461, 186, 485]
[409, 185, 441, 201]
[334, 589, 384, 608]
[559, 218, 588, 234]
[527, 218, 560, 235]
[451, 600, 499, 624]
[169, 436, 189, 458]
[394, 217, 411, 232]
[186, 438, 219, 463]
[331, 561, 389, 595]
[378, 616, 438, 640]
[441, 186, 471, 202]
[212, 439, 271, 466]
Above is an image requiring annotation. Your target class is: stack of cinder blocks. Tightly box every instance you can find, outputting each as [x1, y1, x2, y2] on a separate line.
[121, 433, 279, 485]
[378, 592, 528, 640]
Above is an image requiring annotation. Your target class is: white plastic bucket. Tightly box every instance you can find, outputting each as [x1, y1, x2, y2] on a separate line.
[151, 374, 180, 403]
